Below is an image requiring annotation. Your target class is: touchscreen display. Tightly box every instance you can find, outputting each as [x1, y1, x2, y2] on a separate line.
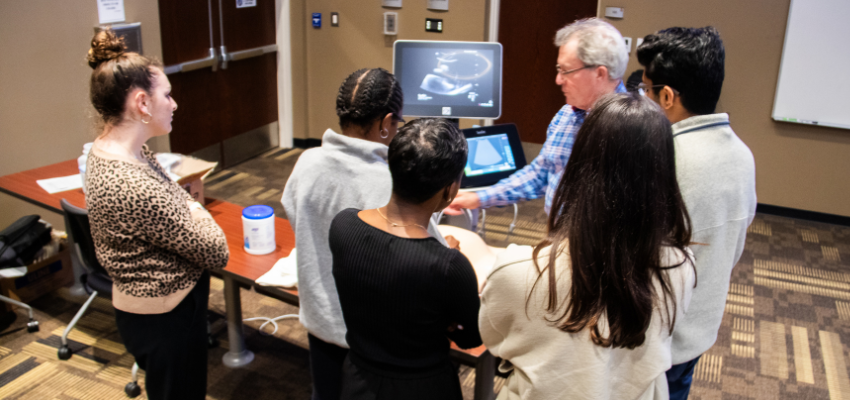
[400, 48, 496, 109]
[465, 134, 516, 177]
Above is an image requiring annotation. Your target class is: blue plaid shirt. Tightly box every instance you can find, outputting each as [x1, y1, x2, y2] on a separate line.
[478, 82, 626, 214]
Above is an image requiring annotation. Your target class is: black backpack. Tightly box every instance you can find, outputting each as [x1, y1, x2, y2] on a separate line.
[0, 215, 53, 269]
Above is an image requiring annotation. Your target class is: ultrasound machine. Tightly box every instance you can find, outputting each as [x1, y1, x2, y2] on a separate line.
[394, 40, 527, 235]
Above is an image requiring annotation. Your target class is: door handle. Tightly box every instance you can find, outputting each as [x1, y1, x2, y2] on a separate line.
[163, 48, 219, 75]
[219, 44, 278, 69]
[215, 0, 276, 70]
[163, 0, 218, 75]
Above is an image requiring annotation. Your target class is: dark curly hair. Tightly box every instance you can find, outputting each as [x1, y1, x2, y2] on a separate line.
[336, 68, 403, 130]
[388, 118, 468, 204]
[87, 29, 162, 126]
[637, 27, 725, 115]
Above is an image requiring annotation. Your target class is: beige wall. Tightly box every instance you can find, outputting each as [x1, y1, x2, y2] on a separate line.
[599, 0, 850, 217]
[0, 0, 163, 229]
[289, 0, 488, 141]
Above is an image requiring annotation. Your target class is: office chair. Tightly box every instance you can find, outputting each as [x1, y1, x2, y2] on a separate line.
[0, 294, 39, 333]
[60, 199, 142, 398]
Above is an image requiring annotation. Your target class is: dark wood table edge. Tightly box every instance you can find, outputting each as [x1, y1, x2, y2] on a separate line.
[0, 186, 63, 215]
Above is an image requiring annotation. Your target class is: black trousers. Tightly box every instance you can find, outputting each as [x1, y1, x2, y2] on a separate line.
[308, 333, 349, 400]
[115, 272, 210, 400]
[340, 352, 463, 400]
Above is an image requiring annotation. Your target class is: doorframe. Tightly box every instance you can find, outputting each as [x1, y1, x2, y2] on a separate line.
[483, 0, 500, 127]
[276, 0, 294, 148]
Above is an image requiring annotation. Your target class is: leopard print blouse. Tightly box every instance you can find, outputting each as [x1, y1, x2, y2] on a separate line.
[85, 145, 229, 300]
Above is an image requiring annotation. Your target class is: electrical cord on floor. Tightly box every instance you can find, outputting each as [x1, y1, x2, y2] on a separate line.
[243, 314, 300, 336]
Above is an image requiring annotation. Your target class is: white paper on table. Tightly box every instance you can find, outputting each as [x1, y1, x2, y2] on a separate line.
[257, 249, 298, 288]
[36, 175, 83, 194]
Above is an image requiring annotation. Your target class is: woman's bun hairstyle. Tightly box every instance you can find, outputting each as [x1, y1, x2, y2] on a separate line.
[87, 29, 161, 126]
[87, 29, 126, 70]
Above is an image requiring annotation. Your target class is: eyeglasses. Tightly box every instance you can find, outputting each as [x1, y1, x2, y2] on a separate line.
[637, 82, 680, 95]
[556, 64, 597, 77]
[395, 115, 406, 128]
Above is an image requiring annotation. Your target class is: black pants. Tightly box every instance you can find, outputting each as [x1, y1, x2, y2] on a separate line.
[115, 272, 210, 400]
[340, 352, 463, 400]
[308, 333, 349, 400]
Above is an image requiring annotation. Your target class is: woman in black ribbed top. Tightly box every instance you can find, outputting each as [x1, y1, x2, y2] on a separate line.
[329, 118, 481, 400]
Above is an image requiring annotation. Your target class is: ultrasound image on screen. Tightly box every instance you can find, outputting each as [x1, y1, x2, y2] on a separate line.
[401, 48, 495, 108]
[465, 134, 516, 177]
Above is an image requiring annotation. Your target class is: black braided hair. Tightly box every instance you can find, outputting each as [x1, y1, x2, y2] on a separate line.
[336, 68, 403, 130]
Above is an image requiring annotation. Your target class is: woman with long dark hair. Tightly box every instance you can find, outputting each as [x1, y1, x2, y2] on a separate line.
[84, 30, 229, 399]
[479, 93, 695, 400]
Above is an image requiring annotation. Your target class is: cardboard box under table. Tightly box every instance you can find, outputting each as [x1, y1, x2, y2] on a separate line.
[1, 243, 73, 311]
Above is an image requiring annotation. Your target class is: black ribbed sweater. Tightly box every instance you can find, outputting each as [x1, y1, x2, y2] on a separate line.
[329, 208, 482, 371]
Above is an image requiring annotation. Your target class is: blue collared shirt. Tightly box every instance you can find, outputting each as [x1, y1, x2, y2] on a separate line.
[477, 82, 627, 214]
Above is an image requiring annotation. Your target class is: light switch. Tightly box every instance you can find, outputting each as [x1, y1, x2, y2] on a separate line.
[623, 37, 632, 53]
[636, 38, 644, 48]
[331, 12, 339, 27]
[384, 12, 398, 35]
[604, 7, 624, 19]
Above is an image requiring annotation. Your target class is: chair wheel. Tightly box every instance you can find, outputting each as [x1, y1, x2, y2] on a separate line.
[26, 320, 39, 333]
[124, 381, 142, 398]
[207, 334, 218, 349]
[58, 345, 73, 360]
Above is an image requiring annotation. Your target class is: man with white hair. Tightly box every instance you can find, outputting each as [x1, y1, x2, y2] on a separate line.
[446, 18, 628, 215]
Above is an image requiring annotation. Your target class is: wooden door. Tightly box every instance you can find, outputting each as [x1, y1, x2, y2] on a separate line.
[495, 0, 597, 144]
[159, 0, 278, 168]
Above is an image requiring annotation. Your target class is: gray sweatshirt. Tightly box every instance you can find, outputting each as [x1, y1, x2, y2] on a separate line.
[281, 129, 446, 347]
[669, 113, 757, 364]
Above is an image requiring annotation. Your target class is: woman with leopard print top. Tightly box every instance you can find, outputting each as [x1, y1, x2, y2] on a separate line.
[83, 30, 229, 400]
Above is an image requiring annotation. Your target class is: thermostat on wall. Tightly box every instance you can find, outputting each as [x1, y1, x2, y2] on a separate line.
[604, 7, 624, 19]
[384, 12, 398, 35]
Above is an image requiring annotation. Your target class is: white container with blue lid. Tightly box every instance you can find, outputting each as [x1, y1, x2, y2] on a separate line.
[242, 205, 276, 255]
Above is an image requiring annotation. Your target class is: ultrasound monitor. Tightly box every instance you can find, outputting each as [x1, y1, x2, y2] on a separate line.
[460, 124, 527, 188]
[393, 40, 503, 119]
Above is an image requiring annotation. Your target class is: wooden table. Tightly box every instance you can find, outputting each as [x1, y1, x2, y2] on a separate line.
[0, 160, 496, 400]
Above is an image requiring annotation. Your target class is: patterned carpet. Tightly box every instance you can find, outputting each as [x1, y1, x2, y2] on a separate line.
[0, 146, 848, 399]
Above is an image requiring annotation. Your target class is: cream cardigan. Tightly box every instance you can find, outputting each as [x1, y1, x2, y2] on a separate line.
[479, 244, 695, 400]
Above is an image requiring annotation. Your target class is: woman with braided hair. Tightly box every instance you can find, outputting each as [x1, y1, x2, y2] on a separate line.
[282, 68, 453, 400]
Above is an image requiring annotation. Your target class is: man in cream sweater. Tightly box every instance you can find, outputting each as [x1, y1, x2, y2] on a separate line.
[638, 27, 757, 399]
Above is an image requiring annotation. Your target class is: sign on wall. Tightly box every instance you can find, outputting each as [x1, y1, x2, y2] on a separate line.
[427, 0, 448, 11]
[97, 0, 125, 24]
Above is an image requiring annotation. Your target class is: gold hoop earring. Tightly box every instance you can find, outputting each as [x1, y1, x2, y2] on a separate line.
[380, 128, 389, 139]
[141, 112, 152, 124]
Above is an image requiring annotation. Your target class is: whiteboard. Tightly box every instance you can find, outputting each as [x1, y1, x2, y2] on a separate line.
[772, 0, 850, 130]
